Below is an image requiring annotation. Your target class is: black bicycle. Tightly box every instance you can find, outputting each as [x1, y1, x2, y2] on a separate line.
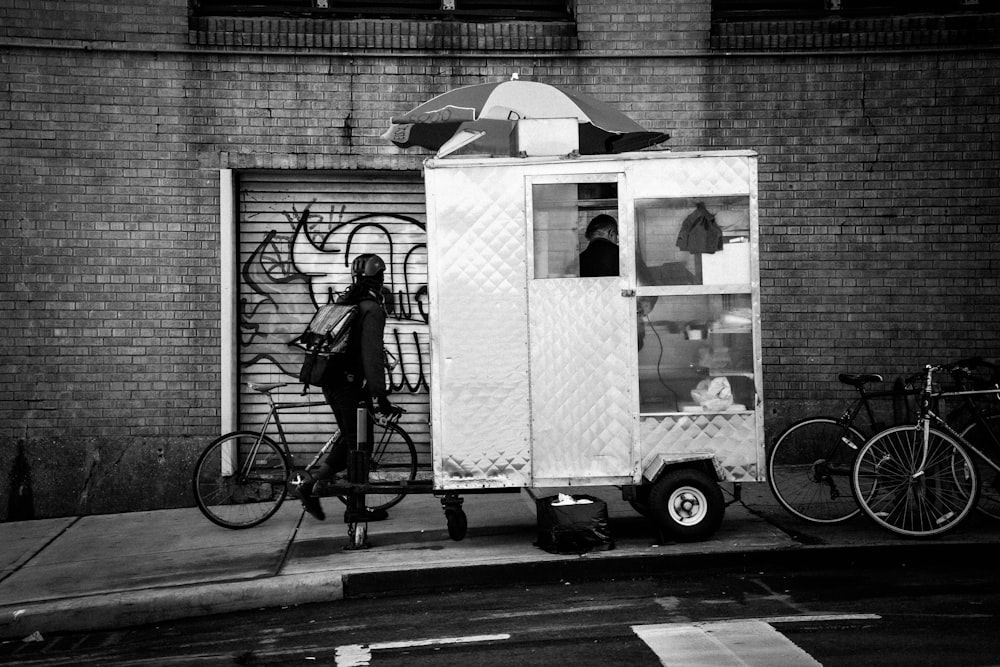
[852, 358, 1000, 537]
[193, 382, 418, 529]
[767, 373, 914, 523]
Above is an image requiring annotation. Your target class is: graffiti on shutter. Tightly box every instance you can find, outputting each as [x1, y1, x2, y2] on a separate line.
[237, 173, 430, 465]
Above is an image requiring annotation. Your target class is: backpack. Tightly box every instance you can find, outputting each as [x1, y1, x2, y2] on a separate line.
[290, 302, 359, 390]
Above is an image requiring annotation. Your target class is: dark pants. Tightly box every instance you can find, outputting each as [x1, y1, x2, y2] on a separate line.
[321, 374, 372, 474]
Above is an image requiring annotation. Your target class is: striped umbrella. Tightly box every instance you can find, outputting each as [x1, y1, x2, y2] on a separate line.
[382, 77, 669, 156]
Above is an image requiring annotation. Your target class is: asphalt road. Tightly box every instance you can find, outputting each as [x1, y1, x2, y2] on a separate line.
[4, 559, 1000, 665]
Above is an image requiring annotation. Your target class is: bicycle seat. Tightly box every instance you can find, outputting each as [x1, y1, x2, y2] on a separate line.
[838, 373, 883, 388]
[248, 382, 288, 393]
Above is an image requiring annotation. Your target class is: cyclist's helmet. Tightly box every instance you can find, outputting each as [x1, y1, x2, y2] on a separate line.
[351, 254, 386, 281]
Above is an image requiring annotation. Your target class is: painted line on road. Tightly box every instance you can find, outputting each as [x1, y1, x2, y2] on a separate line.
[634, 620, 821, 667]
[762, 613, 882, 624]
[335, 633, 510, 666]
[473, 602, 634, 620]
[633, 615, 882, 666]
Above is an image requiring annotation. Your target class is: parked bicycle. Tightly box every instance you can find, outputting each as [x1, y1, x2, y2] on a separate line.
[767, 372, 914, 523]
[193, 382, 419, 529]
[852, 358, 1000, 537]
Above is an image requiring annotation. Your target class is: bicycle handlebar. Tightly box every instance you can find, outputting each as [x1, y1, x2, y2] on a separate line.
[904, 357, 998, 393]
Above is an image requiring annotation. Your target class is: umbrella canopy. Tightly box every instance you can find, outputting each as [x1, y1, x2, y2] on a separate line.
[382, 79, 669, 156]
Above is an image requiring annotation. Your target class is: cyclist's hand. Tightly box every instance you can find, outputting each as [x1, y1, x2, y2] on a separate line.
[375, 395, 403, 425]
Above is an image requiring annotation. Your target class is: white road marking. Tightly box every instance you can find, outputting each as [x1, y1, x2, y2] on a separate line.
[633, 615, 880, 667]
[634, 620, 820, 666]
[473, 602, 633, 620]
[766, 614, 881, 624]
[335, 633, 510, 666]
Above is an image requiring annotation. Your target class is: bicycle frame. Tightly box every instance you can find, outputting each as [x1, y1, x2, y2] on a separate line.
[226, 389, 337, 479]
[922, 386, 1000, 477]
[837, 382, 913, 438]
[232, 385, 404, 479]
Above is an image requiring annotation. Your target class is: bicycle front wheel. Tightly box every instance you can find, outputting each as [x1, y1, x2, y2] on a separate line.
[337, 420, 418, 512]
[768, 418, 864, 523]
[960, 414, 1000, 520]
[852, 425, 978, 537]
[193, 432, 290, 529]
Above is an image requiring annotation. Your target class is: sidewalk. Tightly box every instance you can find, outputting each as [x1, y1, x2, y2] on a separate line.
[2, 483, 999, 640]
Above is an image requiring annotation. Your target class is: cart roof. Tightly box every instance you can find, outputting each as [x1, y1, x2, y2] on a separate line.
[424, 149, 758, 170]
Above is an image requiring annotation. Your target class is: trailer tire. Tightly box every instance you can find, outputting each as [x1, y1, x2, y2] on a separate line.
[648, 468, 725, 542]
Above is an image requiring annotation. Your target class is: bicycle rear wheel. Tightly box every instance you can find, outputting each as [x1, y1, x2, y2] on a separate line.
[960, 414, 1000, 520]
[193, 432, 290, 529]
[767, 417, 864, 523]
[337, 420, 418, 512]
[852, 425, 978, 537]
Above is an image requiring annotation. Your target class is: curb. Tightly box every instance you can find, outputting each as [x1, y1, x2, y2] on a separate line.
[0, 571, 344, 640]
[3, 539, 998, 640]
[341, 539, 1000, 598]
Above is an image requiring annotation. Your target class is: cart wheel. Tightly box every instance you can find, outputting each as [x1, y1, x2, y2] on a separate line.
[446, 508, 468, 541]
[648, 468, 725, 542]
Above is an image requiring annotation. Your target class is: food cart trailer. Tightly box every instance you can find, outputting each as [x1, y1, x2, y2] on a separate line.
[424, 146, 764, 544]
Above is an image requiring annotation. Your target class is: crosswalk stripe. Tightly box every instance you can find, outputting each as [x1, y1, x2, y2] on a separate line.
[633, 620, 821, 666]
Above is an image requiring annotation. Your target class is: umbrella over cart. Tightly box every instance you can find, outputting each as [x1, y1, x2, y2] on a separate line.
[382, 76, 669, 157]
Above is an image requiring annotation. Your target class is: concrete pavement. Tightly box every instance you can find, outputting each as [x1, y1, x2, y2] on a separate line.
[2, 483, 999, 641]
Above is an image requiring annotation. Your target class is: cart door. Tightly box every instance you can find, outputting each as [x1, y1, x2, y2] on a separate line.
[526, 174, 638, 486]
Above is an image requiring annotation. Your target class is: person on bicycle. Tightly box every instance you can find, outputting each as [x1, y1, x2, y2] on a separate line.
[299, 253, 402, 522]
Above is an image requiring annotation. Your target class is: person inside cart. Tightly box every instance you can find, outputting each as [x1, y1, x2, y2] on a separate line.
[579, 214, 620, 277]
[298, 253, 402, 522]
[579, 214, 656, 349]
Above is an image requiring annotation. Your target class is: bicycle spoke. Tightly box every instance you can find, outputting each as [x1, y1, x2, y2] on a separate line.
[768, 418, 863, 523]
[193, 433, 290, 529]
[961, 415, 1000, 520]
[853, 425, 977, 537]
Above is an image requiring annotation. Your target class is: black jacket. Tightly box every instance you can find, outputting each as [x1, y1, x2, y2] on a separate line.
[579, 238, 619, 277]
[326, 288, 387, 400]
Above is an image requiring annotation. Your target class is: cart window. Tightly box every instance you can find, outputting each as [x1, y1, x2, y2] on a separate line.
[531, 182, 618, 279]
[638, 294, 755, 413]
[635, 196, 751, 287]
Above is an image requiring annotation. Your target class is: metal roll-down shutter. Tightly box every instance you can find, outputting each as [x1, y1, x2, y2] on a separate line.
[236, 170, 429, 465]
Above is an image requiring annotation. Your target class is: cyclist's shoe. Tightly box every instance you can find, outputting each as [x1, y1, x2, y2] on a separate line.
[299, 483, 326, 521]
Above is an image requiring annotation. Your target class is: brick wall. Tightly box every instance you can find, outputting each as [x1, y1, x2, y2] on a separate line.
[1, 0, 998, 516]
[576, 0, 711, 51]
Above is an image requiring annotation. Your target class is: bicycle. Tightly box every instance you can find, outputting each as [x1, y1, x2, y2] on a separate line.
[767, 372, 915, 523]
[193, 382, 419, 530]
[852, 359, 1000, 537]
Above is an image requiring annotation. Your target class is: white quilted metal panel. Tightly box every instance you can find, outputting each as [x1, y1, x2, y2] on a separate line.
[427, 165, 532, 488]
[639, 413, 760, 481]
[528, 278, 636, 483]
[627, 156, 752, 200]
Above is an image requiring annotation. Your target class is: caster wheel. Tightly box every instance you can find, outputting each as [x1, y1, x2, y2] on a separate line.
[446, 509, 468, 541]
